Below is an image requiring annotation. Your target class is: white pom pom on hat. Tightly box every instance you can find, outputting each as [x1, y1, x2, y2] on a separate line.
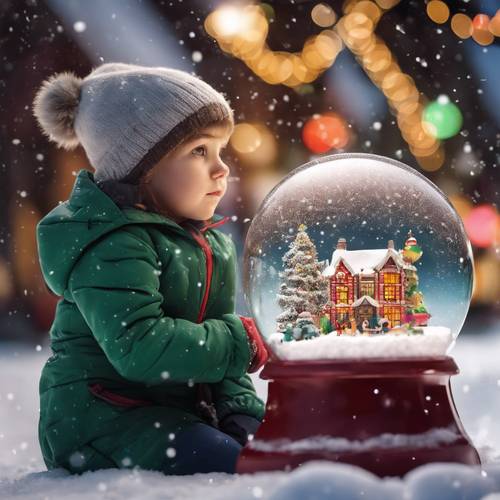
[32, 71, 83, 151]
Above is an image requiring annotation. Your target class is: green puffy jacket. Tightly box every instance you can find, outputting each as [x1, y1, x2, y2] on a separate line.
[36, 168, 265, 473]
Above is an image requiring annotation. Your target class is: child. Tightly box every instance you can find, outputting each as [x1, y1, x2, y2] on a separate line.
[32, 62, 269, 475]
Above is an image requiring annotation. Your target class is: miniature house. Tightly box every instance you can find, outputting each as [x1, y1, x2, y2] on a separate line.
[322, 237, 410, 329]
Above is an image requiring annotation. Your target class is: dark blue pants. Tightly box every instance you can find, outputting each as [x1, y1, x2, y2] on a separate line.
[161, 422, 243, 475]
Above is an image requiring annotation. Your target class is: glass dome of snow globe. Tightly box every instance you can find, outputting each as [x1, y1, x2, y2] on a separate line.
[242, 153, 473, 362]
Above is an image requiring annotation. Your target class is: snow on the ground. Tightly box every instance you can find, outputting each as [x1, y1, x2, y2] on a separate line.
[1, 325, 500, 500]
[269, 326, 453, 360]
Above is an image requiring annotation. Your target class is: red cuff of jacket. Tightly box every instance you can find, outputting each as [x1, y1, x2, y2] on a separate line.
[238, 315, 269, 373]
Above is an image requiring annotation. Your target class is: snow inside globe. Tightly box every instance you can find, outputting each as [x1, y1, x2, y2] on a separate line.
[242, 153, 473, 361]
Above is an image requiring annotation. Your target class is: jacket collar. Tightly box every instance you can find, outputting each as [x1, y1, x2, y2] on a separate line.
[183, 213, 231, 233]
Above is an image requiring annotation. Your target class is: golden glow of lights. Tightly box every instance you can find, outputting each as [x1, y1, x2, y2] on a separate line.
[472, 29, 494, 45]
[472, 252, 500, 304]
[209, 6, 250, 37]
[205, 4, 346, 88]
[472, 13, 495, 46]
[230, 123, 262, 154]
[451, 13, 473, 39]
[374, 0, 400, 8]
[311, 3, 337, 28]
[489, 11, 500, 36]
[204, 1, 406, 88]
[362, 43, 392, 72]
[335, 1, 441, 168]
[449, 194, 473, 220]
[205, 4, 330, 87]
[208, 1, 441, 167]
[428, 6, 499, 46]
[472, 13, 490, 30]
[348, 0, 382, 23]
[0, 256, 13, 303]
[230, 122, 278, 167]
[426, 1, 450, 24]
[11, 199, 45, 297]
[415, 146, 445, 171]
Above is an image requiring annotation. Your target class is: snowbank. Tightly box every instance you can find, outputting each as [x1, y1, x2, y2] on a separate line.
[2, 460, 500, 500]
[267, 461, 500, 500]
[2, 330, 500, 499]
[269, 326, 453, 360]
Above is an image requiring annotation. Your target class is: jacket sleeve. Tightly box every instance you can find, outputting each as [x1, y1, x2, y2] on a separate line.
[67, 227, 252, 385]
[210, 236, 265, 421]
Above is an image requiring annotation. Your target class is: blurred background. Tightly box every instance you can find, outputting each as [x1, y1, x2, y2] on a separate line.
[0, 0, 498, 344]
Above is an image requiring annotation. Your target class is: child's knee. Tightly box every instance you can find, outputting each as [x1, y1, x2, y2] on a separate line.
[162, 423, 242, 475]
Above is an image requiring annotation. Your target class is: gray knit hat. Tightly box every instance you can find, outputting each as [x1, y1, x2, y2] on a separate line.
[32, 62, 234, 184]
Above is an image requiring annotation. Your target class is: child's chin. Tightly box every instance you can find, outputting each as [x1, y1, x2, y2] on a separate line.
[192, 209, 216, 221]
[193, 199, 221, 219]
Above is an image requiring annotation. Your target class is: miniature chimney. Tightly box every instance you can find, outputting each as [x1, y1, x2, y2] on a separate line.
[387, 239, 394, 249]
[337, 237, 347, 250]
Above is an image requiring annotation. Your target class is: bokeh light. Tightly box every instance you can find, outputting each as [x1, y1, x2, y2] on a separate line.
[427, 5, 498, 45]
[230, 123, 262, 154]
[231, 122, 278, 168]
[374, 0, 401, 9]
[490, 10, 500, 36]
[451, 13, 473, 39]
[472, 13, 490, 31]
[311, 3, 337, 28]
[205, 3, 344, 88]
[302, 113, 349, 153]
[449, 195, 473, 221]
[426, 1, 450, 25]
[464, 205, 499, 248]
[422, 96, 463, 139]
[472, 13, 495, 46]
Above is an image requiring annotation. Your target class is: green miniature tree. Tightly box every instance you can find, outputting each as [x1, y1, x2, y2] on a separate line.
[276, 223, 329, 332]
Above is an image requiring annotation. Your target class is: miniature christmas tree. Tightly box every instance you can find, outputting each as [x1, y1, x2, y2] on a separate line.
[276, 223, 329, 332]
[276, 282, 297, 333]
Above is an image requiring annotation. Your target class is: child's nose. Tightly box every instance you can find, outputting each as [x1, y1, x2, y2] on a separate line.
[212, 160, 230, 179]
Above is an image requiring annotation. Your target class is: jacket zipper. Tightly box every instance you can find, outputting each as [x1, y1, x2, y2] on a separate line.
[188, 227, 214, 324]
[188, 216, 230, 429]
[187, 216, 230, 323]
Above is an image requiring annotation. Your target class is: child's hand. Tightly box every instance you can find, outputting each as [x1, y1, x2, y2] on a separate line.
[238, 316, 269, 372]
[219, 413, 261, 446]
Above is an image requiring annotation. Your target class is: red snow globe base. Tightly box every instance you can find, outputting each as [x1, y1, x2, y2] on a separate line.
[236, 356, 480, 477]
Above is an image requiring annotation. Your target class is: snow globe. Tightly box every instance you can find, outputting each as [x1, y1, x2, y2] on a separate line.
[236, 153, 480, 477]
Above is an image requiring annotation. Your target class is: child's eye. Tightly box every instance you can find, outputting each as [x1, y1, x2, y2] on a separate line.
[192, 145, 206, 157]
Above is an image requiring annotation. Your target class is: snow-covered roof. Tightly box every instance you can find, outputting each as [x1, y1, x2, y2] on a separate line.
[323, 247, 404, 277]
[351, 295, 380, 308]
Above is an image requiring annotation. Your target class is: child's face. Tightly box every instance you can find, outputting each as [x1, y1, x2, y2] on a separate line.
[147, 123, 232, 223]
